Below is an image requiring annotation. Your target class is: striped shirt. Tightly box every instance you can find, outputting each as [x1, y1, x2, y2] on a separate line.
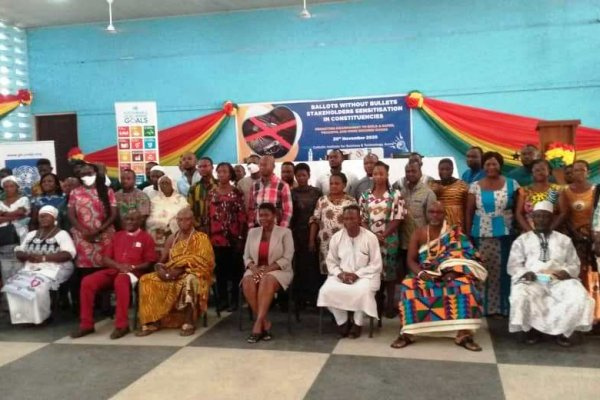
[247, 174, 293, 228]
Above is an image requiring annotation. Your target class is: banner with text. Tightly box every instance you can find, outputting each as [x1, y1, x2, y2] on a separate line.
[115, 101, 159, 185]
[235, 94, 411, 162]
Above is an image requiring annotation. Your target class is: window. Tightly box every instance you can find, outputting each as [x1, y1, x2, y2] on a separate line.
[0, 21, 32, 141]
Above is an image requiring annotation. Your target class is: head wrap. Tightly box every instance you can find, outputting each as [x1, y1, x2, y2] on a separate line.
[0, 175, 19, 188]
[39, 205, 59, 219]
[533, 200, 554, 213]
[150, 165, 166, 174]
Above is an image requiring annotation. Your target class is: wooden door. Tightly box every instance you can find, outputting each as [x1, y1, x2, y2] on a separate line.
[36, 114, 78, 179]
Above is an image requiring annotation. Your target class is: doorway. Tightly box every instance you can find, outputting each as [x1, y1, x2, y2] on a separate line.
[36, 113, 78, 179]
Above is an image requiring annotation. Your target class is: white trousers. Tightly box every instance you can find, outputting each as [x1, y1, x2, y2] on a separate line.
[328, 307, 367, 326]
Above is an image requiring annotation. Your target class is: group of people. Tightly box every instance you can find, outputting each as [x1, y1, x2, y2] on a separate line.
[0, 144, 597, 348]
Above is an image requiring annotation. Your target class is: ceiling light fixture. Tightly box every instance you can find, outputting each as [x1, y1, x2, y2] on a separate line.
[106, 0, 116, 33]
[300, 0, 312, 19]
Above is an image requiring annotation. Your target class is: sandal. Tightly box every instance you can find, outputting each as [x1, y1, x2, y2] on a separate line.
[390, 334, 414, 349]
[247, 332, 263, 344]
[135, 324, 159, 337]
[180, 323, 196, 337]
[455, 336, 482, 352]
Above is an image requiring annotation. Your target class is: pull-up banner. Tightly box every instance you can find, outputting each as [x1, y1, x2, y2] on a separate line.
[235, 94, 412, 162]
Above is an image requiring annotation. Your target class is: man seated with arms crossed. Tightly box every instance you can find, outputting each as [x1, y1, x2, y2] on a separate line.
[71, 210, 157, 340]
[317, 205, 382, 339]
[507, 200, 595, 347]
[391, 201, 487, 351]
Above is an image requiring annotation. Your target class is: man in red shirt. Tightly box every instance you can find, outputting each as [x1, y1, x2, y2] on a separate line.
[71, 210, 157, 340]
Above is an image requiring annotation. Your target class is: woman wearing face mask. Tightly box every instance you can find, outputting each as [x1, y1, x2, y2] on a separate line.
[68, 163, 117, 275]
[466, 152, 519, 318]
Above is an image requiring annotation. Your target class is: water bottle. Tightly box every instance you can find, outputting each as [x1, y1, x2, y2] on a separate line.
[308, 148, 313, 161]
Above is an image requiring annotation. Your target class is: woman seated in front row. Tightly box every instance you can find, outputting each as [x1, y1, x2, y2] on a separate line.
[136, 207, 215, 337]
[242, 202, 294, 343]
[2, 205, 75, 325]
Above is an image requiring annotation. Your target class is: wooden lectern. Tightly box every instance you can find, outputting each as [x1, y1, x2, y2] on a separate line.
[536, 119, 580, 184]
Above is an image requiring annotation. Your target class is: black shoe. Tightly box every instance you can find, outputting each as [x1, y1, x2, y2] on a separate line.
[338, 321, 351, 338]
[110, 327, 130, 340]
[555, 335, 572, 347]
[262, 330, 273, 341]
[70, 328, 95, 339]
[524, 330, 541, 345]
[247, 332, 262, 344]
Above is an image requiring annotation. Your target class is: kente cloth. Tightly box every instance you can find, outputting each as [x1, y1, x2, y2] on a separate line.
[138, 231, 215, 328]
[399, 225, 485, 335]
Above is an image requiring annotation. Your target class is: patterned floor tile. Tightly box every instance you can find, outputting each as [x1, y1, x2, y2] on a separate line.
[55, 310, 228, 347]
[189, 308, 340, 353]
[498, 363, 600, 400]
[332, 317, 497, 364]
[488, 318, 600, 368]
[111, 347, 329, 400]
[0, 343, 178, 400]
[306, 354, 505, 400]
[0, 341, 48, 367]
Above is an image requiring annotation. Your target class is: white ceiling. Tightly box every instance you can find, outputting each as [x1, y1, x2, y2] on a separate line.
[0, 0, 344, 28]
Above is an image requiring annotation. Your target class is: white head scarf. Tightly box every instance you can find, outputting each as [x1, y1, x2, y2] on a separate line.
[39, 205, 59, 219]
[1, 175, 19, 188]
[533, 200, 554, 213]
[150, 165, 166, 174]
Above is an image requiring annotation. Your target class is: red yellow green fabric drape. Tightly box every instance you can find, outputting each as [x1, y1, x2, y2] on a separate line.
[86, 101, 236, 177]
[0, 89, 32, 119]
[406, 91, 600, 177]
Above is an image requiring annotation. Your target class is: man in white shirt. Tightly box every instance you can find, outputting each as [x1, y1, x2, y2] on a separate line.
[315, 149, 358, 195]
[317, 204, 382, 339]
[508, 200, 595, 347]
[237, 154, 261, 207]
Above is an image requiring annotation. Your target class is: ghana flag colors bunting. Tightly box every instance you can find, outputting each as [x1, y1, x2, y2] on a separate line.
[86, 101, 236, 177]
[0, 89, 32, 119]
[406, 91, 600, 178]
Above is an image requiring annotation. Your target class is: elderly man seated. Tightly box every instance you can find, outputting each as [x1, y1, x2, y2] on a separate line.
[136, 207, 215, 337]
[71, 210, 156, 340]
[317, 205, 382, 339]
[391, 201, 487, 351]
[507, 200, 595, 347]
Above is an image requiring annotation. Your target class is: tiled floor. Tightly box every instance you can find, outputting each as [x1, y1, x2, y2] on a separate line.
[0, 308, 598, 400]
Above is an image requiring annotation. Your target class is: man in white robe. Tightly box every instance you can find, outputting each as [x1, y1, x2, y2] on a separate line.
[508, 201, 595, 347]
[317, 204, 382, 338]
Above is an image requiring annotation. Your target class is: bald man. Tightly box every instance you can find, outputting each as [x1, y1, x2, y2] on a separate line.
[247, 155, 293, 228]
[177, 152, 201, 196]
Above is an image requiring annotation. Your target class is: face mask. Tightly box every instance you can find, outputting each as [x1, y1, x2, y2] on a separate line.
[248, 163, 259, 174]
[81, 175, 97, 186]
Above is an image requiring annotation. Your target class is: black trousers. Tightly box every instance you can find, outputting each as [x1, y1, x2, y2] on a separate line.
[213, 246, 244, 307]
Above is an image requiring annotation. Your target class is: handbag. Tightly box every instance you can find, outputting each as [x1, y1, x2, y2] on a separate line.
[0, 222, 19, 246]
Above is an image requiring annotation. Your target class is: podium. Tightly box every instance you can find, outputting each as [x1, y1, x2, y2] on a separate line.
[536, 119, 580, 184]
